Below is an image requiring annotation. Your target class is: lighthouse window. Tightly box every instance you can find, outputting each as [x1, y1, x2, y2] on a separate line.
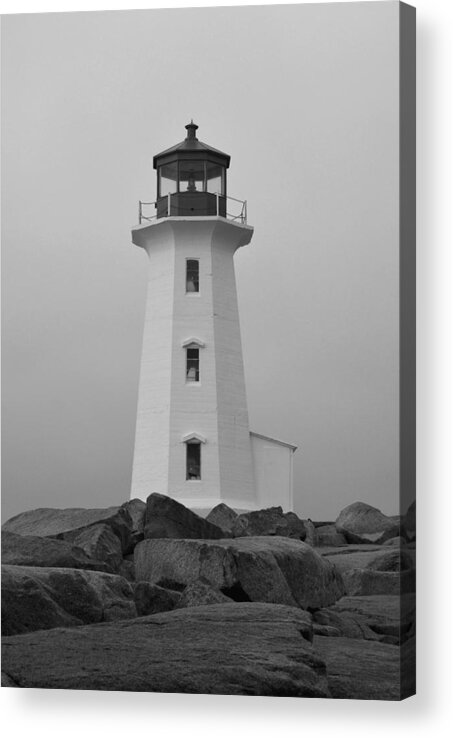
[186, 348, 200, 382]
[206, 163, 225, 195]
[179, 161, 205, 192]
[186, 259, 199, 292]
[186, 442, 201, 480]
[158, 162, 178, 198]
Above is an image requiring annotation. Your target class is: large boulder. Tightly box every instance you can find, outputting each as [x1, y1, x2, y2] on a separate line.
[206, 503, 238, 536]
[315, 525, 347, 547]
[342, 568, 415, 597]
[312, 608, 381, 641]
[332, 593, 415, 633]
[232, 507, 306, 540]
[2, 505, 134, 554]
[1, 603, 328, 696]
[118, 559, 136, 582]
[135, 536, 345, 609]
[177, 580, 233, 609]
[121, 499, 146, 546]
[1, 530, 110, 573]
[335, 502, 400, 544]
[133, 582, 182, 616]
[302, 519, 317, 546]
[144, 494, 223, 540]
[2, 564, 137, 636]
[366, 549, 414, 572]
[321, 546, 390, 575]
[71, 524, 123, 573]
[313, 636, 401, 700]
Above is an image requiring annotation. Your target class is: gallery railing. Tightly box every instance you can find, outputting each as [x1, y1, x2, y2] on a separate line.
[138, 193, 248, 225]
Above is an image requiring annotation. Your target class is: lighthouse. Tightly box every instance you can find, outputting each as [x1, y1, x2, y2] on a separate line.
[130, 122, 257, 512]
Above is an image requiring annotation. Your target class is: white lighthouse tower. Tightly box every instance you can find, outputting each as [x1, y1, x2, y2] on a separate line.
[130, 122, 257, 512]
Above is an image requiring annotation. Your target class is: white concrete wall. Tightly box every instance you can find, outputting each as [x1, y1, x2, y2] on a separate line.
[130, 223, 175, 497]
[250, 432, 296, 511]
[212, 223, 256, 506]
[130, 216, 257, 511]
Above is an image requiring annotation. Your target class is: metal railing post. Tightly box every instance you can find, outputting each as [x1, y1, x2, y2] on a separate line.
[216, 193, 220, 216]
[167, 193, 171, 217]
[243, 200, 247, 224]
[139, 201, 142, 224]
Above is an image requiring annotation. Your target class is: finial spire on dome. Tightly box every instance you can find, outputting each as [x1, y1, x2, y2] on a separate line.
[185, 120, 199, 140]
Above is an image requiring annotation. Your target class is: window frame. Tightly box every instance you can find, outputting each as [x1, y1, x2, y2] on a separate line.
[185, 258, 200, 294]
[186, 441, 201, 481]
[157, 160, 178, 198]
[185, 346, 200, 383]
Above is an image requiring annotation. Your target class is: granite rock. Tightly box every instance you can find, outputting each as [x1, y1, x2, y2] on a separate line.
[232, 507, 306, 540]
[2, 505, 134, 555]
[1, 530, 110, 573]
[71, 524, 123, 573]
[135, 536, 345, 609]
[144, 494, 223, 540]
[2, 564, 137, 635]
[335, 502, 400, 544]
[133, 581, 182, 616]
[313, 635, 400, 700]
[206, 504, 238, 536]
[1, 603, 328, 696]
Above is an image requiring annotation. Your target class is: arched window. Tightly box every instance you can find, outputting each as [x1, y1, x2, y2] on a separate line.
[182, 433, 206, 481]
[182, 338, 205, 384]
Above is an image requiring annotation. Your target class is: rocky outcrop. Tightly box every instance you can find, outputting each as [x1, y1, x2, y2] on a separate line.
[206, 504, 238, 536]
[342, 568, 415, 597]
[335, 502, 400, 544]
[321, 546, 385, 574]
[144, 494, 223, 540]
[386, 536, 407, 546]
[2, 564, 136, 635]
[177, 580, 233, 609]
[1, 603, 328, 696]
[118, 559, 136, 582]
[1, 530, 110, 573]
[232, 507, 306, 540]
[121, 499, 146, 546]
[366, 549, 414, 572]
[133, 582, 182, 616]
[2, 505, 134, 555]
[2, 672, 19, 687]
[315, 525, 347, 547]
[71, 524, 123, 573]
[135, 536, 345, 609]
[312, 608, 381, 641]
[302, 519, 317, 546]
[331, 594, 415, 644]
[313, 636, 400, 700]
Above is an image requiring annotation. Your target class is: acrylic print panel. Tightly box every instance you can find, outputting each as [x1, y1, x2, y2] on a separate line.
[1, 2, 415, 699]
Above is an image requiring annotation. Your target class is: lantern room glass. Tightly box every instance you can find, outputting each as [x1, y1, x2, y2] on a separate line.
[158, 162, 178, 198]
[179, 160, 205, 193]
[206, 163, 225, 195]
[157, 160, 227, 204]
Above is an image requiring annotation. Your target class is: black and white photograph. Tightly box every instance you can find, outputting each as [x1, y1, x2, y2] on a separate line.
[2, 1, 416, 701]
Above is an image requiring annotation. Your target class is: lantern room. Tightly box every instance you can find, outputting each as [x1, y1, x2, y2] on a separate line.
[153, 122, 230, 218]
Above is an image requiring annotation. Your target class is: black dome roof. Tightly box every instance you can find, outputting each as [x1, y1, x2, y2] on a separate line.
[153, 122, 230, 169]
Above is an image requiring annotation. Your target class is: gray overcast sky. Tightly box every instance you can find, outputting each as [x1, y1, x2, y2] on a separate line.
[2, 2, 400, 521]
